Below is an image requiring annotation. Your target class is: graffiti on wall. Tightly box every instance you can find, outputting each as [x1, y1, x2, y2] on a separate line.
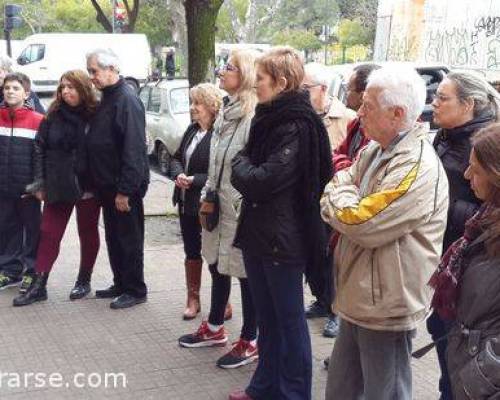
[423, 15, 500, 68]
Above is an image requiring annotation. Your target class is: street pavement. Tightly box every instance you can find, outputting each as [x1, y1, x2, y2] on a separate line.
[0, 171, 440, 399]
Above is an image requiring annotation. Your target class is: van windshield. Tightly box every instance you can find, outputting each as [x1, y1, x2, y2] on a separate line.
[170, 88, 189, 114]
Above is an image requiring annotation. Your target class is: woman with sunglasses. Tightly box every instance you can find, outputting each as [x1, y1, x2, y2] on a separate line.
[178, 49, 259, 370]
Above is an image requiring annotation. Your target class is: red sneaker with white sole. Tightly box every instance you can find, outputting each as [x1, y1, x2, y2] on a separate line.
[178, 321, 228, 348]
[217, 338, 258, 369]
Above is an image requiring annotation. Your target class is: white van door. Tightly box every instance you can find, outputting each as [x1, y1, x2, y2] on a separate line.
[17, 43, 51, 88]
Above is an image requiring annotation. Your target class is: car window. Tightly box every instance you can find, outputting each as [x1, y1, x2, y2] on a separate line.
[18, 44, 45, 65]
[148, 87, 161, 113]
[139, 86, 150, 109]
[170, 88, 190, 114]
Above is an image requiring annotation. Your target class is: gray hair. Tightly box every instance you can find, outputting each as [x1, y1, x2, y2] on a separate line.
[367, 65, 426, 128]
[0, 55, 13, 73]
[86, 48, 120, 73]
[446, 71, 500, 122]
[304, 62, 331, 88]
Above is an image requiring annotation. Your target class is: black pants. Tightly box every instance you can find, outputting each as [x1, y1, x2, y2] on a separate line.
[208, 263, 257, 341]
[307, 249, 336, 315]
[0, 196, 41, 278]
[179, 212, 201, 260]
[427, 311, 453, 400]
[101, 192, 147, 298]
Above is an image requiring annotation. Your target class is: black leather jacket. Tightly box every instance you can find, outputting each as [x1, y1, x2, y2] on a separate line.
[446, 238, 500, 400]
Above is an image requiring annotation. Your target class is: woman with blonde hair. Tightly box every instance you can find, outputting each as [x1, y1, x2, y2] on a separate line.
[170, 83, 223, 320]
[230, 46, 332, 399]
[13, 70, 100, 306]
[178, 49, 259, 370]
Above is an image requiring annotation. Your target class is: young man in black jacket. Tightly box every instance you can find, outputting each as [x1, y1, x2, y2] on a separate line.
[86, 49, 149, 309]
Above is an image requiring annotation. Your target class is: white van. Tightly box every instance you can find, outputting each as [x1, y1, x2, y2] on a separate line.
[15, 33, 152, 92]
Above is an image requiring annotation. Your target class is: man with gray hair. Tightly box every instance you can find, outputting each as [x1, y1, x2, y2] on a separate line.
[320, 65, 449, 399]
[86, 48, 149, 309]
[303, 63, 356, 150]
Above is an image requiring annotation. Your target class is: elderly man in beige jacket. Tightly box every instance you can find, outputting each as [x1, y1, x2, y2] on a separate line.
[303, 63, 356, 151]
[320, 65, 449, 400]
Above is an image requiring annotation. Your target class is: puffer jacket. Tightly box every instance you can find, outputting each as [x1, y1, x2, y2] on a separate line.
[0, 105, 44, 198]
[433, 114, 493, 251]
[321, 123, 449, 331]
[446, 238, 500, 400]
[29, 104, 92, 204]
[201, 97, 252, 278]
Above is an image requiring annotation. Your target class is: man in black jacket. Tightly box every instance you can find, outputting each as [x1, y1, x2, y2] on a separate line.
[86, 49, 149, 309]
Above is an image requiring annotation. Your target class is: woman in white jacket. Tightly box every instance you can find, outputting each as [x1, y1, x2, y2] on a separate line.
[178, 49, 259, 370]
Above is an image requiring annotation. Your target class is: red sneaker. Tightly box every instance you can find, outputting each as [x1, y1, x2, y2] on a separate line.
[217, 338, 258, 369]
[228, 389, 253, 400]
[178, 321, 228, 348]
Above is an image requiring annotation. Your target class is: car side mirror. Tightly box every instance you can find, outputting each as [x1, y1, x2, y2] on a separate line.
[17, 55, 27, 65]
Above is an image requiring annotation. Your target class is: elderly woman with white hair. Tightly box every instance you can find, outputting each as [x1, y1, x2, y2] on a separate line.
[0, 55, 45, 113]
[320, 65, 449, 400]
[85, 48, 150, 310]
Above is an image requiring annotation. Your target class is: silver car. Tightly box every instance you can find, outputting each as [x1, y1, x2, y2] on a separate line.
[139, 79, 191, 175]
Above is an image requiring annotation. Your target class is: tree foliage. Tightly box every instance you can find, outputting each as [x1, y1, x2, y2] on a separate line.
[272, 29, 322, 52]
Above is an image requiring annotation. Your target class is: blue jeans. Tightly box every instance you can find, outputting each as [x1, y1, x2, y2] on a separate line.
[326, 319, 415, 400]
[243, 252, 312, 400]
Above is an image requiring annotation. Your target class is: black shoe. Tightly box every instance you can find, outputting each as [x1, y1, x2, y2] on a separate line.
[69, 282, 91, 300]
[305, 300, 328, 319]
[323, 315, 340, 338]
[110, 293, 147, 309]
[323, 357, 330, 369]
[13, 273, 49, 307]
[95, 285, 122, 299]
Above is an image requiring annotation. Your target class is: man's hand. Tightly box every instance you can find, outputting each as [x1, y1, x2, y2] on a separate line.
[115, 193, 131, 212]
[175, 173, 194, 189]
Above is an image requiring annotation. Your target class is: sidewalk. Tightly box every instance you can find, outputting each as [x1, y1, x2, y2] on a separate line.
[0, 172, 440, 399]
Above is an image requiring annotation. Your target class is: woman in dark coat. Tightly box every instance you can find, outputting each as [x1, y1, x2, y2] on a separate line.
[428, 71, 500, 399]
[430, 122, 500, 400]
[13, 70, 100, 306]
[169, 83, 223, 320]
[228, 46, 333, 400]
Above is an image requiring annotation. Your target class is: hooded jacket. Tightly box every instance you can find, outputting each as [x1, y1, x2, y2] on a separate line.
[321, 123, 449, 331]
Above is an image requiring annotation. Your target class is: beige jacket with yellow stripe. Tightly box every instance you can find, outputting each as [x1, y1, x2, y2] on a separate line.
[320, 123, 449, 331]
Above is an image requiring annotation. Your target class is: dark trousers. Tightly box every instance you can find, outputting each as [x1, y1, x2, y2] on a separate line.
[101, 192, 147, 298]
[427, 311, 453, 400]
[208, 263, 257, 341]
[0, 196, 41, 278]
[179, 212, 201, 260]
[307, 235, 335, 314]
[243, 252, 312, 400]
[36, 198, 100, 275]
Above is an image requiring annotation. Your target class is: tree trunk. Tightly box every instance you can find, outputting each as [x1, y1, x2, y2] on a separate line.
[184, 0, 224, 87]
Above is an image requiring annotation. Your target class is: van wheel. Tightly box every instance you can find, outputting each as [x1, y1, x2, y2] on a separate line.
[157, 143, 170, 176]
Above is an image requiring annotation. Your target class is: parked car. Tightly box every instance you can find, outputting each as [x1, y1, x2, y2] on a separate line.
[326, 62, 450, 130]
[139, 78, 191, 175]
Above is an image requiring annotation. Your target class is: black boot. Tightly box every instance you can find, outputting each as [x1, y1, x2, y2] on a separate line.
[69, 269, 92, 300]
[13, 273, 49, 307]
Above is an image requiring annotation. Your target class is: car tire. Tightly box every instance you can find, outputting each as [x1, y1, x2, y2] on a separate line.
[157, 143, 170, 176]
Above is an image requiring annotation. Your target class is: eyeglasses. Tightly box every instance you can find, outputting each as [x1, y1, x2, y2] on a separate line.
[432, 93, 455, 103]
[301, 83, 321, 90]
[221, 63, 239, 73]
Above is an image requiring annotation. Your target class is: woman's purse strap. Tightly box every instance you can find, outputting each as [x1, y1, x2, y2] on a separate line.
[215, 124, 238, 190]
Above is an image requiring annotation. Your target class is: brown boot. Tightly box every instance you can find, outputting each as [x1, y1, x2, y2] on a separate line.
[224, 302, 233, 321]
[183, 259, 202, 320]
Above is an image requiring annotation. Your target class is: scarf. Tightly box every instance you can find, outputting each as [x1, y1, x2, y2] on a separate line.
[429, 204, 489, 320]
[247, 90, 333, 280]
